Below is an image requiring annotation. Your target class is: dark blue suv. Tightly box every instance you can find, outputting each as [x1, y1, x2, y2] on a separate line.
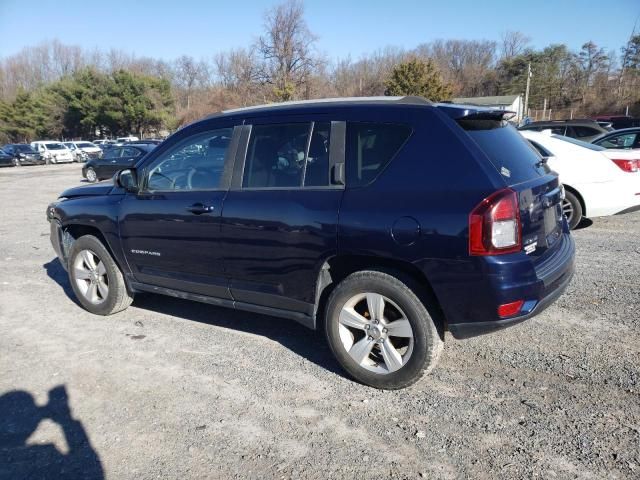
[47, 97, 575, 389]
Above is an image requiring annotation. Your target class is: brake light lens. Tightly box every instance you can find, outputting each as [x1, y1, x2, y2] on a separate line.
[611, 159, 639, 173]
[469, 188, 521, 255]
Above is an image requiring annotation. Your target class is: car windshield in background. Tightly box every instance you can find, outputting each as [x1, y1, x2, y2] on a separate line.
[77, 142, 96, 148]
[460, 119, 548, 184]
[551, 135, 605, 151]
[14, 145, 36, 153]
[45, 143, 66, 150]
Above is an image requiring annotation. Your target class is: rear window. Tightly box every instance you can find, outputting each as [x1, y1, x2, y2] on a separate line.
[346, 123, 412, 187]
[460, 119, 548, 184]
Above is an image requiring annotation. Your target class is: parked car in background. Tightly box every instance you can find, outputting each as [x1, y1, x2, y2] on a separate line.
[48, 96, 576, 389]
[1, 144, 45, 166]
[30, 141, 74, 164]
[116, 136, 139, 144]
[590, 128, 640, 150]
[519, 119, 608, 142]
[63, 141, 103, 162]
[0, 148, 16, 167]
[82, 144, 156, 182]
[593, 115, 640, 130]
[521, 130, 640, 229]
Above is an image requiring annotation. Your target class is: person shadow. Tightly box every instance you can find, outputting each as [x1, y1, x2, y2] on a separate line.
[0, 385, 103, 480]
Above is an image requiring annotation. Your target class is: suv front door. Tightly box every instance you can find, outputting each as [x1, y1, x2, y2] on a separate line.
[119, 125, 239, 299]
[219, 117, 345, 319]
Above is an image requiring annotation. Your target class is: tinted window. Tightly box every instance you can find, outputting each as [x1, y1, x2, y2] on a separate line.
[121, 147, 139, 158]
[596, 132, 637, 149]
[243, 123, 310, 188]
[571, 126, 599, 138]
[103, 148, 121, 159]
[345, 123, 412, 187]
[461, 120, 548, 183]
[304, 122, 331, 187]
[147, 128, 232, 192]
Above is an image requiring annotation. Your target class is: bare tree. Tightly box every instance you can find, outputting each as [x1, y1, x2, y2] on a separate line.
[173, 55, 209, 110]
[500, 31, 531, 59]
[255, 0, 319, 100]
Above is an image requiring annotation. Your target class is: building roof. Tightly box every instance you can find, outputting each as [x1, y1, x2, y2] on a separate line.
[451, 95, 521, 106]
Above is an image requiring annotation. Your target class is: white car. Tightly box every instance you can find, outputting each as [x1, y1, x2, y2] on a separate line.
[30, 141, 74, 164]
[63, 141, 102, 162]
[521, 130, 640, 228]
[116, 136, 139, 144]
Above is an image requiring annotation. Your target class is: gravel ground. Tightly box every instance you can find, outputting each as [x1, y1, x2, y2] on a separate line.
[0, 163, 639, 479]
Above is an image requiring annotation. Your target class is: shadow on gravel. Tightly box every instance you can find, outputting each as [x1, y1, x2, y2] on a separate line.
[43, 258, 78, 303]
[0, 385, 104, 479]
[43, 258, 346, 380]
[574, 217, 593, 230]
[133, 293, 347, 379]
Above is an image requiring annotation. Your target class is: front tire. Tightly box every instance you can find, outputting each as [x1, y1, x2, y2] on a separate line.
[12, 158, 20, 167]
[86, 167, 97, 183]
[324, 271, 443, 389]
[562, 190, 582, 230]
[68, 235, 134, 315]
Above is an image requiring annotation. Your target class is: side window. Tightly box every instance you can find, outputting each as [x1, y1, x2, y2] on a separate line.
[146, 128, 233, 192]
[597, 133, 637, 149]
[550, 127, 566, 135]
[104, 148, 120, 159]
[345, 122, 412, 187]
[242, 123, 310, 188]
[121, 147, 138, 158]
[572, 126, 597, 138]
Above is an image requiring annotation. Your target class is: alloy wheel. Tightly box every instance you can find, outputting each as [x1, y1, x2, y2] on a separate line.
[338, 293, 414, 374]
[86, 168, 97, 182]
[72, 249, 109, 305]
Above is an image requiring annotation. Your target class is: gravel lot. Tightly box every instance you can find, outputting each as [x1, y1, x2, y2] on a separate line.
[1, 163, 639, 479]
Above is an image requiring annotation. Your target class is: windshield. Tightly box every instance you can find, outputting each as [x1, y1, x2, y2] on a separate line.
[551, 135, 605, 151]
[14, 144, 36, 153]
[77, 142, 96, 148]
[44, 143, 65, 150]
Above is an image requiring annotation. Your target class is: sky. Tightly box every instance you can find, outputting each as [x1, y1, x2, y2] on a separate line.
[1, 0, 639, 61]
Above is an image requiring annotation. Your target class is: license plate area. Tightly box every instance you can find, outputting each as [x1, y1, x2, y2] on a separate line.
[544, 204, 561, 245]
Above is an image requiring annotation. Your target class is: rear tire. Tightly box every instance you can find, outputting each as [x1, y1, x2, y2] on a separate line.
[68, 235, 134, 315]
[324, 270, 443, 389]
[562, 190, 582, 230]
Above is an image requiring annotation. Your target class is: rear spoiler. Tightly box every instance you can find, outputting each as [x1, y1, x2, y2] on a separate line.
[435, 103, 516, 121]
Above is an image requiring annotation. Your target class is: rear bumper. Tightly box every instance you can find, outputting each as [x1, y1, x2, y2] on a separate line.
[447, 232, 575, 339]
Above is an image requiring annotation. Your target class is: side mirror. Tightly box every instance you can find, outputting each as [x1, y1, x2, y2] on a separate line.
[115, 169, 138, 192]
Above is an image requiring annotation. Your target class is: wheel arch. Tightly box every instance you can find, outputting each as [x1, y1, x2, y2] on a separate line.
[562, 184, 586, 217]
[313, 254, 446, 337]
[61, 223, 121, 270]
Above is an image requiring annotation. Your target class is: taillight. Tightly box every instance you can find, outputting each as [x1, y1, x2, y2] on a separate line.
[611, 159, 639, 173]
[469, 188, 522, 255]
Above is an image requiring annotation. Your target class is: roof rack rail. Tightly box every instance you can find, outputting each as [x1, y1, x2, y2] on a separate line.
[221, 96, 432, 114]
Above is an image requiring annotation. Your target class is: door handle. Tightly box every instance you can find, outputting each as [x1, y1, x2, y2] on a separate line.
[186, 203, 214, 214]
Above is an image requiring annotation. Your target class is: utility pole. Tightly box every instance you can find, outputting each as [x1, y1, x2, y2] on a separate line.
[523, 63, 532, 121]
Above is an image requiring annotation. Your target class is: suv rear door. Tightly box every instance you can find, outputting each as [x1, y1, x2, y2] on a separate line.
[218, 116, 344, 319]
